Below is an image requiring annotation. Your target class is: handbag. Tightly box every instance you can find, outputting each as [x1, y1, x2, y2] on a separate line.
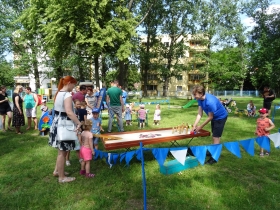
[54, 92, 78, 142]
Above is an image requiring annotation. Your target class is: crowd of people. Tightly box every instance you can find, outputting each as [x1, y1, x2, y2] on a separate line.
[1, 79, 276, 181]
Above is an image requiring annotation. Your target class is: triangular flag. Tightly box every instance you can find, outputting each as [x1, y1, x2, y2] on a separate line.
[170, 147, 188, 165]
[224, 142, 241, 158]
[239, 138, 255, 156]
[94, 149, 100, 160]
[268, 133, 280, 148]
[190, 145, 207, 165]
[100, 151, 108, 159]
[136, 148, 150, 161]
[255, 136, 270, 152]
[152, 148, 169, 166]
[120, 152, 126, 163]
[106, 153, 113, 168]
[125, 151, 136, 166]
[207, 144, 222, 161]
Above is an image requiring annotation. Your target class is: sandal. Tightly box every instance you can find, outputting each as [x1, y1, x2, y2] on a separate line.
[8, 127, 14, 131]
[80, 170, 86, 175]
[58, 177, 76, 183]
[16, 132, 23, 134]
[85, 173, 95, 178]
[53, 171, 70, 177]
[259, 153, 264, 157]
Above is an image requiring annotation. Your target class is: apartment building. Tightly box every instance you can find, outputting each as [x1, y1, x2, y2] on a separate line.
[141, 34, 208, 97]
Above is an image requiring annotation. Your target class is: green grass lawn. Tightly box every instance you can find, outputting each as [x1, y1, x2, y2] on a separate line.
[1, 97, 280, 210]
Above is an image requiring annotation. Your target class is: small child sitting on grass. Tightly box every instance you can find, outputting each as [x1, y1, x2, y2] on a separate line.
[255, 108, 275, 157]
[80, 119, 95, 178]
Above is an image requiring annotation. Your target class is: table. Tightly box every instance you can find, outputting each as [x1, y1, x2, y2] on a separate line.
[101, 128, 210, 150]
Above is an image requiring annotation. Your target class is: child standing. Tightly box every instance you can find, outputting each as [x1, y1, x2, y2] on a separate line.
[40, 100, 48, 117]
[153, 104, 161, 125]
[138, 104, 146, 129]
[80, 119, 95, 178]
[124, 104, 132, 126]
[91, 108, 104, 150]
[255, 108, 275, 157]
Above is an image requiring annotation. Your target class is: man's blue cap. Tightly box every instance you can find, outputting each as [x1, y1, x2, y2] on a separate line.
[92, 108, 99, 113]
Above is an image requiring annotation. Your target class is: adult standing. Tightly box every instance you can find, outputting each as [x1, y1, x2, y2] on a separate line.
[262, 86, 275, 116]
[49, 76, 82, 183]
[0, 86, 13, 132]
[85, 87, 97, 111]
[192, 85, 228, 164]
[12, 85, 25, 134]
[72, 85, 87, 102]
[23, 87, 38, 130]
[106, 80, 125, 132]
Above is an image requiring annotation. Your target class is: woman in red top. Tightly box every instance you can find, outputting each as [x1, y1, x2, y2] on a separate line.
[255, 108, 275, 157]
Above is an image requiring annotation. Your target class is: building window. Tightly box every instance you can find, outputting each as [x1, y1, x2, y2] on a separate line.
[147, 74, 156, 80]
[189, 74, 202, 81]
[177, 86, 182, 91]
[177, 75, 182, 81]
[147, 85, 157, 90]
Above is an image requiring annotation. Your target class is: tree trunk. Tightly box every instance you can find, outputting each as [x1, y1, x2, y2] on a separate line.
[94, 55, 99, 88]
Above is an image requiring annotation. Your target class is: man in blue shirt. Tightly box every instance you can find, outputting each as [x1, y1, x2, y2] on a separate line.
[192, 85, 228, 164]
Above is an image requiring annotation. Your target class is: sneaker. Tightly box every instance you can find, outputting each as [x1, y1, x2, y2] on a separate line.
[66, 160, 71, 166]
[265, 152, 270, 156]
[259, 153, 264, 157]
[205, 157, 217, 165]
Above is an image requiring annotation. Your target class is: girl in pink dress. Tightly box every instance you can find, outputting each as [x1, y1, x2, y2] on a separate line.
[80, 119, 95, 178]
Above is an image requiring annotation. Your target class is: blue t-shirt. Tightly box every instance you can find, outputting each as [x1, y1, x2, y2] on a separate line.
[197, 93, 228, 120]
[91, 117, 102, 134]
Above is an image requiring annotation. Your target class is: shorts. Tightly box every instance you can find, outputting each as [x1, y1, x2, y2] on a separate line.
[26, 107, 37, 117]
[80, 146, 92, 161]
[93, 137, 99, 145]
[211, 117, 227, 138]
[139, 119, 145, 123]
[263, 102, 272, 110]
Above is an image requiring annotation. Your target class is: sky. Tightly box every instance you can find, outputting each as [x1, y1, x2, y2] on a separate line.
[241, 1, 280, 28]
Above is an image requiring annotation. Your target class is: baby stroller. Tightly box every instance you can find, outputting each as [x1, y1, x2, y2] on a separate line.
[222, 98, 232, 113]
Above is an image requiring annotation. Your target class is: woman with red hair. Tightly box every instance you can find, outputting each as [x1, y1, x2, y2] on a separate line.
[49, 76, 82, 183]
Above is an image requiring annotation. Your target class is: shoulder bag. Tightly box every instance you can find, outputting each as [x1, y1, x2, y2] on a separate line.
[55, 92, 78, 142]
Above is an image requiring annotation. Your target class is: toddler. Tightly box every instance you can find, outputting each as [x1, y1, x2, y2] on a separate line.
[91, 108, 104, 150]
[80, 119, 95, 178]
[153, 104, 161, 125]
[40, 100, 48, 117]
[124, 104, 132, 126]
[255, 108, 275, 157]
[138, 104, 146, 129]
